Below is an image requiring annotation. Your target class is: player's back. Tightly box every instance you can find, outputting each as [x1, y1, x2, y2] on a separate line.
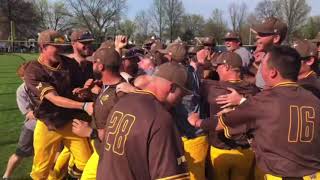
[252, 84, 320, 177]
[97, 90, 187, 180]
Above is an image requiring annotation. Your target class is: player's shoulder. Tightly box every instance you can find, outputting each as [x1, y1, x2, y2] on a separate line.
[24, 60, 44, 74]
[235, 81, 260, 95]
[16, 82, 27, 94]
[201, 79, 221, 94]
[118, 90, 159, 108]
[60, 54, 78, 66]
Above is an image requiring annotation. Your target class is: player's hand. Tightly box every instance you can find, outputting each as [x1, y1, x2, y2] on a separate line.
[187, 112, 202, 128]
[216, 88, 243, 108]
[91, 85, 101, 95]
[26, 111, 35, 120]
[73, 87, 91, 100]
[253, 51, 265, 63]
[196, 49, 210, 64]
[83, 79, 94, 89]
[115, 35, 128, 51]
[73, 87, 88, 95]
[116, 82, 136, 93]
[72, 119, 92, 138]
[84, 102, 94, 116]
[216, 107, 235, 116]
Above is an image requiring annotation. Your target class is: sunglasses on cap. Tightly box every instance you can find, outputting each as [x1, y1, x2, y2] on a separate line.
[78, 31, 94, 41]
[52, 37, 65, 44]
[257, 32, 276, 37]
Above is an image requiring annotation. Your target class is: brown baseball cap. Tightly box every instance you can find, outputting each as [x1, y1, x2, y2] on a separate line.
[70, 29, 94, 42]
[213, 51, 243, 68]
[38, 29, 69, 46]
[153, 62, 192, 94]
[223, 31, 240, 41]
[100, 40, 115, 49]
[140, 53, 157, 65]
[292, 39, 318, 58]
[252, 17, 287, 39]
[195, 36, 216, 46]
[311, 32, 320, 43]
[187, 46, 202, 55]
[150, 40, 164, 54]
[157, 42, 187, 62]
[93, 47, 121, 68]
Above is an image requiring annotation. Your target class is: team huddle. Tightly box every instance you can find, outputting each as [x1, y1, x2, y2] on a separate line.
[3, 16, 320, 180]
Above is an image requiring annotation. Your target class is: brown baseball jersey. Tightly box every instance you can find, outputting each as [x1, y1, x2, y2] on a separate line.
[93, 78, 126, 155]
[24, 56, 88, 130]
[97, 90, 189, 180]
[298, 71, 320, 99]
[219, 82, 320, 177]
[66, 57, 93, 89]
[200, 80, 260, 149]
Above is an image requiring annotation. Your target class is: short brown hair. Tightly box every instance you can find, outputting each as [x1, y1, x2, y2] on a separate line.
[17, 61, 31, 78]
[266, 46, 301, 81]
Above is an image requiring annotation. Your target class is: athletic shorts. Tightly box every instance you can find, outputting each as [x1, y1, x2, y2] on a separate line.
[15, 122, 35, 157]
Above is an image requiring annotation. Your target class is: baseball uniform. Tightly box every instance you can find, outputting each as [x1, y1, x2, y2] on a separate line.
[219, 82, 320, 179]
[201, 79, 260, 180]
[24, 56, 92, 179]
[96, 90, 189, 180]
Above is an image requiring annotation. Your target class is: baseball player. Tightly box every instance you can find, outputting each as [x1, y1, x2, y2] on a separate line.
[190, 46, 320, 179]
[3, 62, 36, 179]
[50, 28, 95, 180]
[96, 62, 190, 180]
[72, 41, 128, 180]
[251, 17, 288, 89]
[24, 30, 93, 179]
[199, 52, 260, 180]
[158, 43, 210, 180]
[292, 39, 320, 99]
[223, 31, 252, 68]
[311, 32, 320, 60]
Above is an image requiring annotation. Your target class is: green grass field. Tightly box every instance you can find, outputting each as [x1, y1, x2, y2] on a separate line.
[0, 53, 39, 179]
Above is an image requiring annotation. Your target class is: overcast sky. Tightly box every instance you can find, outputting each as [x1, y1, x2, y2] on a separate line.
[126, 0, 320, 22]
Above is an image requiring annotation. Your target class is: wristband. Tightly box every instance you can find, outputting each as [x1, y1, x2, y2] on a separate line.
[82, 102, 88, 111]
[239, 97, 247, 105]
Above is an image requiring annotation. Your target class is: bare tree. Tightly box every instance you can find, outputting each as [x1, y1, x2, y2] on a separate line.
[228, 2, 247, 34]
[33, 0, 71, 32]
[66, 0, 126, 42]
[255, 0, 281, 20]
[203, 9, 228, 44]
[135, 10, 150, 37]
[119, 19, 136, 40]
[149, 0, 165, 40]
[278, 0, 310, 43]
[301, 16, 320, 39]
[135, 10, 150, 43]
[163, 0, 184, 42]
[0, 0, 41, 39]
[180, 14, 205, 37]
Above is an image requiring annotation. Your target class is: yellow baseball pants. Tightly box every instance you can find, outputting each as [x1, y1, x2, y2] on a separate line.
[30, 120, 92, 180]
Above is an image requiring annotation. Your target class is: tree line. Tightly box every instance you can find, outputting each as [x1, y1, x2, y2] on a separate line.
[0, 0, 318, 45]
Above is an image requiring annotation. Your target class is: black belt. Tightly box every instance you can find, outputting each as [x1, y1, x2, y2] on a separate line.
[183, 132, 206, 139]
[282, 177, 303, 180]
[213, 144, 250, 150]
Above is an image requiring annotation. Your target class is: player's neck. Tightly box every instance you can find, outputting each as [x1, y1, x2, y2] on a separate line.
[221, 73, 241, 82]
[69, 53, 86, 64]
[298, 70, 313, 80]
[39, 54, 60, 68]
[102, 73, 122, 86]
